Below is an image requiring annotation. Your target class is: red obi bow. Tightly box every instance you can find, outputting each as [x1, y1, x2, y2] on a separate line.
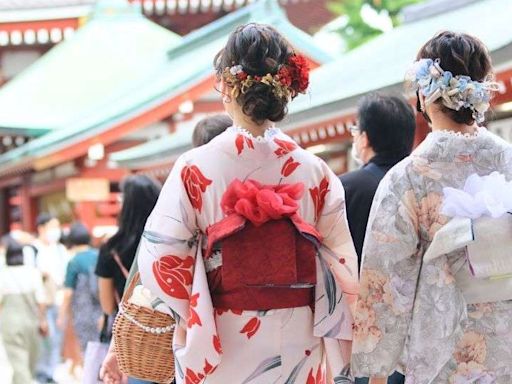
[221, 179, 304, 225]
[206, 179, 320, 311]
[206, 179, 322, 258]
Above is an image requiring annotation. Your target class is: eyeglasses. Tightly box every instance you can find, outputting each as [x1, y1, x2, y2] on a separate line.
[349, 124, 361, 137]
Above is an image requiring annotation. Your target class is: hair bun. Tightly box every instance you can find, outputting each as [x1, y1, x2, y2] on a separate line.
[214, 23, 296, 124]
[241, 83, 288, 123]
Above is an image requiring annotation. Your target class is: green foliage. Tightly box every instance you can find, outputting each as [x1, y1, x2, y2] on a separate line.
[328, 0, 423, 50]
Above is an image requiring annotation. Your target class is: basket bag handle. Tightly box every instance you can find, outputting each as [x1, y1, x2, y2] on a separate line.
[120, 270, 140, 304]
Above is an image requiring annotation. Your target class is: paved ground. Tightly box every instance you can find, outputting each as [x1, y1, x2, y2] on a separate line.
[0, 336, 81, 384]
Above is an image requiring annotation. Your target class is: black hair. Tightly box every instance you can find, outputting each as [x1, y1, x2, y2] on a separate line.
[416, 31, 493, 125]
[36, 212, 55, 228]
[358, 93, 416, 158]
[2, 235, 24, 266]
[192, 114, 232, 147]
[104, 175, 162, 264]
[214, 23, 294, 124]
[68, 222, 91, 246]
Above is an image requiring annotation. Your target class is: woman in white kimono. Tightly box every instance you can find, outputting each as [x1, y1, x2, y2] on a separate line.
[351, 32, 512, 383]
[137, 24, 358, 383]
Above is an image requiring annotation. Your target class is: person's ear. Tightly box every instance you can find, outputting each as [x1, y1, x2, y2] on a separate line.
[360, 131, 370, 149]
[220, 80, 232, 104]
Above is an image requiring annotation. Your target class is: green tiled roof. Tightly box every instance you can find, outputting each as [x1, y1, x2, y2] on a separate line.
[110, 125, 193, 168]
[287, 0, 512, 122]
[0, 0, 181, 136]
[107, 0, 336, 168]
[0, 0, 335, 173]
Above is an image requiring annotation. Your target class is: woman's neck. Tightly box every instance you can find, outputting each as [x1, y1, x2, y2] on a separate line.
[232, 111, 273, 138]
[428, 109, 478, 135]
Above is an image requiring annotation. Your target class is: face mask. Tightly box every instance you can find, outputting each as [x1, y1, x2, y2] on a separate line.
[351, 143, 364, 167]
[46, 228, 61, 244]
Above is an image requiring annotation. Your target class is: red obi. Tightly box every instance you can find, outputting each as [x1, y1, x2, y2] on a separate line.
[205, 179, 322, 311]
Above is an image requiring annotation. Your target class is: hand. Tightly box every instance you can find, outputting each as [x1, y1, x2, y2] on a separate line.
[369, 377, 387, 384]
[39, 319, 49, 337]
[100, 348, 127, 384]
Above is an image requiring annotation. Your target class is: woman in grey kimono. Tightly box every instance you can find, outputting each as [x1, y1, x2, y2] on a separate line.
[351, 31, 512, 383]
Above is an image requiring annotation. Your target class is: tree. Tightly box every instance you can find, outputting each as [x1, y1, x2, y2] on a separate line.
[328, 0, 423, 50]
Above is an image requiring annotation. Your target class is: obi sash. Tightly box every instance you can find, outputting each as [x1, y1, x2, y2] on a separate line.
[425, 213, 512, 304]
[203, 179, 321, 311]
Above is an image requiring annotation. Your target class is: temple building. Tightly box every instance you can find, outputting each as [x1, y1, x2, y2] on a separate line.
[0, 0, 333, 233]
[0, 0, 510, 235]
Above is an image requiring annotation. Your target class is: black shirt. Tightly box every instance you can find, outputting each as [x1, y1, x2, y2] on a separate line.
[95, 243, 137, 300]
[339, 155, 403, 270]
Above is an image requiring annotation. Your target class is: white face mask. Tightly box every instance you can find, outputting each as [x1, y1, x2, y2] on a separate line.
[46, 228, 61, 244]
[351, 143, 364, 166]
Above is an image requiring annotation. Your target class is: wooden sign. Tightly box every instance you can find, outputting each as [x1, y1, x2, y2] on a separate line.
[66, 178, 110, 202]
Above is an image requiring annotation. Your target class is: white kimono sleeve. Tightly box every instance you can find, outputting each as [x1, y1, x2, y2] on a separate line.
[137, 155, 221, 381]
[312, 164, 359, 380]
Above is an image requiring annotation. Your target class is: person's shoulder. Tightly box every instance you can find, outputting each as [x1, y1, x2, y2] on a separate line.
[76, 248, 98, 261]
[339, 168, 369, 185]
[97, 244, 113, 264]
[180, 129, 231, 161]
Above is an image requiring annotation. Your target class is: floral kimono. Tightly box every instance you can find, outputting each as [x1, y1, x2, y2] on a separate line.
[137, 126, 358, 384]
[351, 128, 512, 384]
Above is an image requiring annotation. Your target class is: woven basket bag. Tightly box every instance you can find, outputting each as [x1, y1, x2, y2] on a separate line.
[113, 272, 175, 384]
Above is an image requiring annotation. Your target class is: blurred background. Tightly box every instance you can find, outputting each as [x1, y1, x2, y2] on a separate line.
[0, 0, 511, 381]
[0, 0, 510, 237]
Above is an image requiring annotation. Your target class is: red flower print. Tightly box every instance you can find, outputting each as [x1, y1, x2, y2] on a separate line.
[240, 317, 261, 339]
[281, 156, 300, 177]
[309, 177, 329, 222]
[185, 368, 204, 384]
[215, 308, 243, 316]
[181, 165, 212, 212]
[185, 360, 217, 384]
[213, 334, 222, 354]
[235, 134, 255, 155]
[203, 359, 217, 375]
[274, 138, 297, 158]
[153, 255, 194, 299]
[187, 293, 202, 328]
[306, 365, 326, 384]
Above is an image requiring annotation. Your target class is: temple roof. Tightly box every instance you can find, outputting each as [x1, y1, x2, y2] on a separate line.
[284, 0, 512, 128]
[109, 121, 193, 168]
[0, 0, 180, 136]
[0, 0, 334, 174]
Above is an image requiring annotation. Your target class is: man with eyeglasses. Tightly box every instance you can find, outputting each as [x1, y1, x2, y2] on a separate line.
[340, 93, 415, 384]
[341, 93, 416, 269]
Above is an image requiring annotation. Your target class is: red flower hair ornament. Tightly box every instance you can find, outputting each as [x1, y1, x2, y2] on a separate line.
[222, 53, 310, 100]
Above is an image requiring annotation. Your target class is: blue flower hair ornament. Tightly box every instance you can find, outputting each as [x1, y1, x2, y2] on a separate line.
[406, 58, 502, 124]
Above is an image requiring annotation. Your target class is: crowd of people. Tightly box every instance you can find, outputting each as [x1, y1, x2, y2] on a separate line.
[0, 116, 233, 384]
[1, 23, 512, 384]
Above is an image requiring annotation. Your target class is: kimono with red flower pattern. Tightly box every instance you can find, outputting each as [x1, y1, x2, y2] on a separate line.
[137, 126, 358, 384]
